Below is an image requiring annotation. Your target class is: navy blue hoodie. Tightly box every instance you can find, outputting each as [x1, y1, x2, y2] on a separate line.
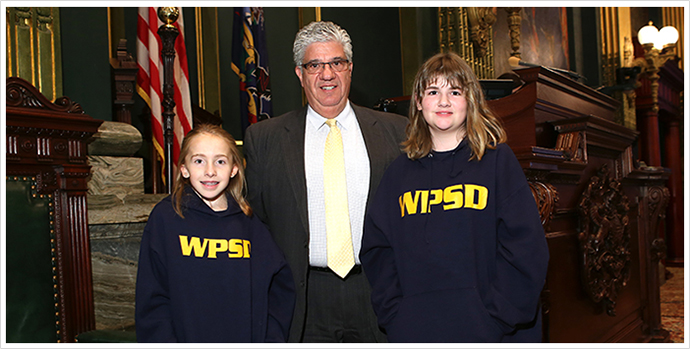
[135, 186, 295, 342]
[360, 140, 549, 342]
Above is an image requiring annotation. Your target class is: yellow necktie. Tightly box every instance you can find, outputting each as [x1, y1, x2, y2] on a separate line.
[324, 119, 355, 278]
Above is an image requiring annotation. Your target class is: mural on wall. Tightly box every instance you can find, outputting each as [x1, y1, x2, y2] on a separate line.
[493, 7, 569, 77]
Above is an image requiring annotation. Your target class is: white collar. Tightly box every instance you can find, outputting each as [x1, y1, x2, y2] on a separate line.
[306, 101, 354, 131]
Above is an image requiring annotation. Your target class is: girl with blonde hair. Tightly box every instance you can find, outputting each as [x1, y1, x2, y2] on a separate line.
[136, 124, 295, 343]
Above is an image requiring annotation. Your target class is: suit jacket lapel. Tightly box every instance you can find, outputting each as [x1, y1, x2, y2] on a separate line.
[280, 107, 310, 234]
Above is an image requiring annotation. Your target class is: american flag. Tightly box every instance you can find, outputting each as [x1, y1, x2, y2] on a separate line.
[136, 7, 193, 186]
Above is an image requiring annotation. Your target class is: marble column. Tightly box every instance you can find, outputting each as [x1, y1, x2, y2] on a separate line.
[87, 121, 166, 331]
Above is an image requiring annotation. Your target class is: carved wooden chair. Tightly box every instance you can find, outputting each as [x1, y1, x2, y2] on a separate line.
[5, 77, 102, 342]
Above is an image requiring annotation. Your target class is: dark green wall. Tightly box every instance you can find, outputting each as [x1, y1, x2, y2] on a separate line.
[262, 7, 303, 117]
[322, 7, 404, 108]
[60, 8, 111, 121]
[576, 8, 602, 88]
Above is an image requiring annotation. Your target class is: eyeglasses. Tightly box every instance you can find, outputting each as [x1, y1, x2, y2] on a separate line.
[301, 59, 350, 74]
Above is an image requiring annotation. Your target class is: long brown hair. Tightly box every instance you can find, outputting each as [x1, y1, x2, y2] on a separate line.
[402, 52, 506, 161]
[171, 124, 252, 218]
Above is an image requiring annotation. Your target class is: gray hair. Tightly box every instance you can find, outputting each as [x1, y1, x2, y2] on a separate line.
[293, 21, 353, 68]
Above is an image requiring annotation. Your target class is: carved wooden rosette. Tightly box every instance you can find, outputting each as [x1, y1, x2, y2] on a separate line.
[577, 164, 631, 316]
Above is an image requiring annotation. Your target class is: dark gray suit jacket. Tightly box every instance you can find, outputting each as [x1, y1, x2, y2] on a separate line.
[244, 103, 408, 342]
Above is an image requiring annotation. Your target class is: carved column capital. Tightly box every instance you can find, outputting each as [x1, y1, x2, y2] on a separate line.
[467, 7, 497, 58]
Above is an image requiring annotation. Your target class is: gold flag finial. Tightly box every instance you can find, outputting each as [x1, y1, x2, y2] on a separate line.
[157, 7, 179, 27]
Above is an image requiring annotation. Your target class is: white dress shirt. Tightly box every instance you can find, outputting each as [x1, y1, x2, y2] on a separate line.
[304, 102, 370, 267]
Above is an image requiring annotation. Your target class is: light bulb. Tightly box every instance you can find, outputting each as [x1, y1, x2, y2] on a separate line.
[637, 21, 658, 45]
[653, 39, 665, 51]
[659, 26, 679, 46]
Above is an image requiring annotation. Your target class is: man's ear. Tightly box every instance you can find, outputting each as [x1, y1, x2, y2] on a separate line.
[295, 66, 304, 87]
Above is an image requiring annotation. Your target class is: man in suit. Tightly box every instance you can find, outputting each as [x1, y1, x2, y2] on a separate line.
[243, 21, 408, 342]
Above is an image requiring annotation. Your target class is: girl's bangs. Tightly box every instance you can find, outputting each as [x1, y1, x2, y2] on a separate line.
[422, 64, 468, 92]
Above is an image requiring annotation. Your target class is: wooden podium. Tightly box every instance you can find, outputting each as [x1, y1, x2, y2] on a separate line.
[488, 67, 670, 342]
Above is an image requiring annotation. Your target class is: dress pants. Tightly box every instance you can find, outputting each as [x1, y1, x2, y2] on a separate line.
[303, 265, 387, 343]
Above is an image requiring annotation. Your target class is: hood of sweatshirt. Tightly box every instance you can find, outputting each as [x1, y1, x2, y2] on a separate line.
[416, 137, 471, 178]
[179, 185, 244, 218]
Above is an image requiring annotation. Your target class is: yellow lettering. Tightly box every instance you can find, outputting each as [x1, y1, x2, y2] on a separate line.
[399, 184, 488, 217]
[180, 236, 251, 259]
[419, 191, 429, 214]
[464, 184, 488, 210]
[443, 184, 464, 210]
[428, 189, 443, 213]
[228, 239, 244, 258]
[179, 236, 209, 257]
[399, 191, 422, 217]
[207, 239, 228, 259]
[399, 195, 404, 217]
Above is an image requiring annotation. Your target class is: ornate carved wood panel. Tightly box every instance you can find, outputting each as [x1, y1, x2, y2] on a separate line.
[578, 164, 631, 316]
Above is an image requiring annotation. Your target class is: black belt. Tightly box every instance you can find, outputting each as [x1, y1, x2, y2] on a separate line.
[309, 264, 362, 275]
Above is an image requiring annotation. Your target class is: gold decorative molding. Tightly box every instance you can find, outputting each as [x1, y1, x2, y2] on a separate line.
[466, 7, 496, 58]
[663, 7, 684, 71]
[600, 8, 625, 90]
[195, 7, 221, 114]
[599, 7, 638, 129]
[6, 7, 62, 101]
[438, 7, 494, 79]
[299, 7, 321, 27]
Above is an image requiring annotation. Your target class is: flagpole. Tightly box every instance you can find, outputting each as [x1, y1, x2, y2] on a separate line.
[157, 7, 179, 194]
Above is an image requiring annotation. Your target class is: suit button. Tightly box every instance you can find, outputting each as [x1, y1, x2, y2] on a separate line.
[300, 281, 305, 288]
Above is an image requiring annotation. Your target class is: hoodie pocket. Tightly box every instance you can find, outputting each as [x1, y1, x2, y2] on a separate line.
[386, 288, 503, 342]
